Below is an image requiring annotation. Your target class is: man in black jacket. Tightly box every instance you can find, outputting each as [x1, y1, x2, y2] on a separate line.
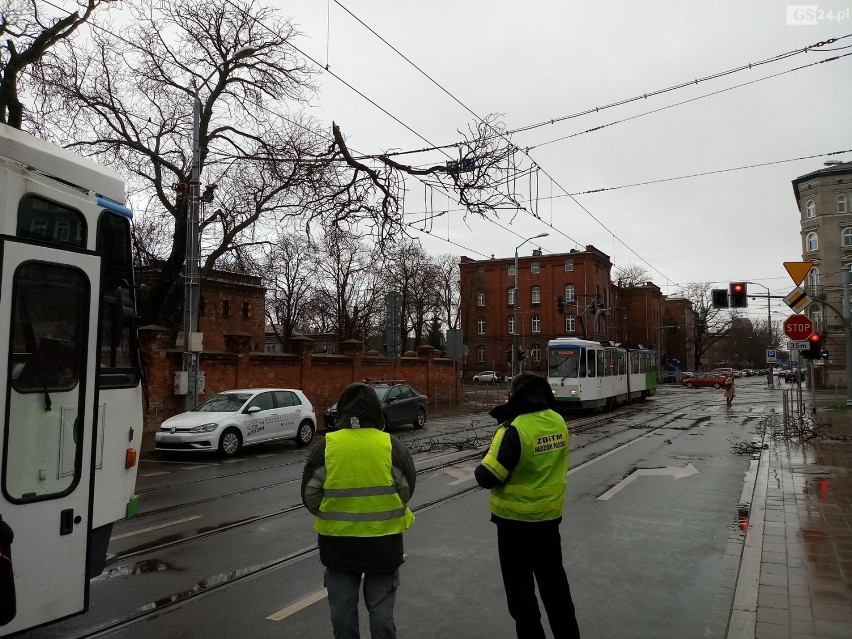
[302, 382, 416, 639]
[475, 372, 580, 638]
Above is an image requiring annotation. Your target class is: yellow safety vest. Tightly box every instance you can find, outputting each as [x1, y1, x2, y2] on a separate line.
[316, 429, 415, 537]
[482, 410, 569, 522]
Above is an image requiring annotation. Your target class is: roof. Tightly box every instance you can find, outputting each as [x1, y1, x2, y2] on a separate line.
[792, 161, 852, 201]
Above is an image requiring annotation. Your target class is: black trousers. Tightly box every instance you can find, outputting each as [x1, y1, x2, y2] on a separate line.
[497, 523, 580, 639]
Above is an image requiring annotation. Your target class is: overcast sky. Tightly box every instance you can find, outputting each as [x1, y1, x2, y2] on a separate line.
[271, 0, 852, 322]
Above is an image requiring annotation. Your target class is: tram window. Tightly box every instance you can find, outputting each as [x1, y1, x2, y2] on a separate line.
[6, 263, 88, 501]
[617, 352, 626, 375]
[587, 351, 596, 377]
[17, 195, 86, 248]
[97, 213, 139, 387]
[597, 351, 605, 377]
[549, 348, 580, 379]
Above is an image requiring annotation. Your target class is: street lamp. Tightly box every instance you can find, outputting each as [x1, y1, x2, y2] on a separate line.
[183, 46, 256, 410]
[513, 233, 548, 377]
[745, 281, 774, 387]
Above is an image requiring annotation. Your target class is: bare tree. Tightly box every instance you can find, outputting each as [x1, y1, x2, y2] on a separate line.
[433, 254, 461, 330]
[676, 282, 739, 370]
[264, 232, 317, 351]
[614, 263, 651, 287]
[0, 0, 114, 127]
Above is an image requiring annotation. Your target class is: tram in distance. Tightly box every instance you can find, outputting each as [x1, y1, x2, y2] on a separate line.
[546, 338, 657, 411]
[0, 123, 144, 635]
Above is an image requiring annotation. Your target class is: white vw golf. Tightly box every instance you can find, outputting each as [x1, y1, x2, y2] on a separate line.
[155, 388, 317, 456]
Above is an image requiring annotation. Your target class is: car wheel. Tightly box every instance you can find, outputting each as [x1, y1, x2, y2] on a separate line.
[295, 420, 315, 446]
[713, 383, 721, 389]
[686, 382, 695, 388]
[413, 407, 426, 429]
[218, 428, 242, 457]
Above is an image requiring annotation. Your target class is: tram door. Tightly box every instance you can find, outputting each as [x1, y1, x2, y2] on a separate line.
[0, 239, 101, 635]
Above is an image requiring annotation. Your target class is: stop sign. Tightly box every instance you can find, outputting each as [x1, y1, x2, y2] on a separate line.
[783, 315, 814, 341]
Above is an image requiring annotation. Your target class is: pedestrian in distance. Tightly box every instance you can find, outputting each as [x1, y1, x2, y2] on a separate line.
[475, 372, 581, 639]
[724, 374, 735, 407]
[301, 382, 416, 639]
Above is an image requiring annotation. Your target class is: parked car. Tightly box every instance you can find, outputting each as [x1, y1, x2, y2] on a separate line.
[325, 381, 428, 431]
[155, 388, 317, 457]
[472, 370, 505, 383]
[682, 373, 728, 389]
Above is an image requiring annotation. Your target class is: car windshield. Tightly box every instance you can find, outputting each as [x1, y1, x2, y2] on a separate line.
[193, 392, 251, 412]
[372, 386, 390, 400]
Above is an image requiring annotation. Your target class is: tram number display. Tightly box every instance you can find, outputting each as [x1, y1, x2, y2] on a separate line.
[552, 349, 579, 356]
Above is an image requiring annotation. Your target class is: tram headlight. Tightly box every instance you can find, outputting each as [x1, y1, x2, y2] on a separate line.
[570, 390, 578, 397]
[190, 422, 219, 433]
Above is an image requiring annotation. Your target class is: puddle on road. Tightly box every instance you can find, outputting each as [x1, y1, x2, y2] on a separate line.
[94, 558, 188, 581]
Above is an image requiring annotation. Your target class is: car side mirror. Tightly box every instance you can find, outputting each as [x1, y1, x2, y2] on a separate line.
[246, 405, 262, 414]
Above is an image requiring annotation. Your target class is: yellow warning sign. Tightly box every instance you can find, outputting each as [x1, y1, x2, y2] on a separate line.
[783, 261, 814, 286]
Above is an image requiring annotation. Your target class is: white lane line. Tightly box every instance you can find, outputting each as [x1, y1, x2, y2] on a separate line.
[138, 471, 170, 477]
[222, 458, 248, 464]
[267, 589, 328, 622]
[567, 427, 661, 477]
[141, 459, 213, 465]
[111, 515, 202, 541]
[257, 454, 278, 458]
[180, 465, 214, 471]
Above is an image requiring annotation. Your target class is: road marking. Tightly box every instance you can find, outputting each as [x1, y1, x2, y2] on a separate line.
[180, 466, 212, 471]
[138, 471, 170, 477]
[111, 515, 202, 540]
[598, 464, 699, 501]
[257, 454, 278, 458]
[222, 458, 248, 464]
[141, 459, 212, 465]
[568, 428, 661, 477]
[267, 589, 328, 621]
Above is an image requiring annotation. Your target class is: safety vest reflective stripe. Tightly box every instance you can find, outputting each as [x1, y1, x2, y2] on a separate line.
[490, 494, 565, 514]
[323, 485, 398, 498]
[481, 426, 510, 480]
[317, 508, 408, 522]
[500, 483, 565, 497]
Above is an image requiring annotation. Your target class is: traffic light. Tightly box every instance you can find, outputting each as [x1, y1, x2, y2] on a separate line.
[711, 289, 729, 309]
[556, 296, 565, 314]
[518, 348, 527, 362]
[729, 282, 748, 308]
[801, 332, 821, 359]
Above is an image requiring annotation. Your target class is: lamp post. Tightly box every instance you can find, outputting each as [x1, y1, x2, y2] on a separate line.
[183, 46, 255, 410]
[513, 233, 548, 377]
[745, 281, 774, 388]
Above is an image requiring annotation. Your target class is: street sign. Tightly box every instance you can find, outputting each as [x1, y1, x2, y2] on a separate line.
[783, 287, 811, 312]
[788, 341, 808, 351]
[783, 261, 814, 286]
[783, 315, 814, 341]
[766, 349, 777, 363]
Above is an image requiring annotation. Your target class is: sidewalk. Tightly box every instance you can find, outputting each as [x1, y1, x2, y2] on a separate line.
[728, 403, 852, 639]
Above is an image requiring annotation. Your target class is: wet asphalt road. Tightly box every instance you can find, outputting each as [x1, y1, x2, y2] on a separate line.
[19, 376, 783, 638]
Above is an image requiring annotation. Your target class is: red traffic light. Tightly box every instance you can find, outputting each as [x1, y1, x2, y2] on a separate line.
[732, 283, 744, 293]
[809, 332, 821, 343]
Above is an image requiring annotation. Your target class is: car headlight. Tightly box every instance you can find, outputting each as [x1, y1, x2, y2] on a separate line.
[190, 422, 219, 433]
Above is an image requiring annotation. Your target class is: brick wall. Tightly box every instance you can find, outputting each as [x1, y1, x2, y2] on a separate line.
[139, 328, 460, 451]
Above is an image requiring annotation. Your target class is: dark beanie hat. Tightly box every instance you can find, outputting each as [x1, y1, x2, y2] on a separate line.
[336, 382, 384, 429]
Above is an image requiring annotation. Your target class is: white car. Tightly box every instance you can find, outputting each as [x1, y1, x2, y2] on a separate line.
[155, 388, 317, 457]
[473, 371, 504, 383]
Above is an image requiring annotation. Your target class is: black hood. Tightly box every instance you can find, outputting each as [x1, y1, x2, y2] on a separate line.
[489, 373, 556, 424]
[335, 382, 384, 430]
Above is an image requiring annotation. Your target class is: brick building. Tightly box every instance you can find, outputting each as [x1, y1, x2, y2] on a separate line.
[459, 248, 698, 378]
[459, 245, 613, 377]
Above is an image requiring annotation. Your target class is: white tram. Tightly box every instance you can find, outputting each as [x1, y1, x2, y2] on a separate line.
[546, 338, 657, 411]
[0, 123, 143, 634]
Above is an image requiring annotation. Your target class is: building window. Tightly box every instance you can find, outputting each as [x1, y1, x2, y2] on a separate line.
[242, 302, 250, 320]
[564, 258, 574, 272]
[476, 266, 484, 277]
[222, 299, 231, 318]
[477, 345, 486, 363]
[531, 315, 541, 333]
[531, 286, 541, 305]
[508, 315, 516, 335]
[806, 232, 818, 252]
[564, 284, 575, 302]
[808, 267, 820, 287]
[843, 227, 852, 247]
[806, 200, 815, 218]
[508, 264, 516, 276]
[838, 195, 847, 214]
[531, 261, 540, 275]
[476, 289, 485, 306]
[507, 287, 515, 306]
[531, 345, 541, 363]
[477, 317, 485, 335]
[565, 314, 576, 333]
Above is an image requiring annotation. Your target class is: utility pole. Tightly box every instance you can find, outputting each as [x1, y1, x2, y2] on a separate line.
[183, 96, 201, 410]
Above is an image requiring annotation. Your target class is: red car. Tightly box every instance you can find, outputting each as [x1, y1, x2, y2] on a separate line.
[682, 373, 728, 389]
